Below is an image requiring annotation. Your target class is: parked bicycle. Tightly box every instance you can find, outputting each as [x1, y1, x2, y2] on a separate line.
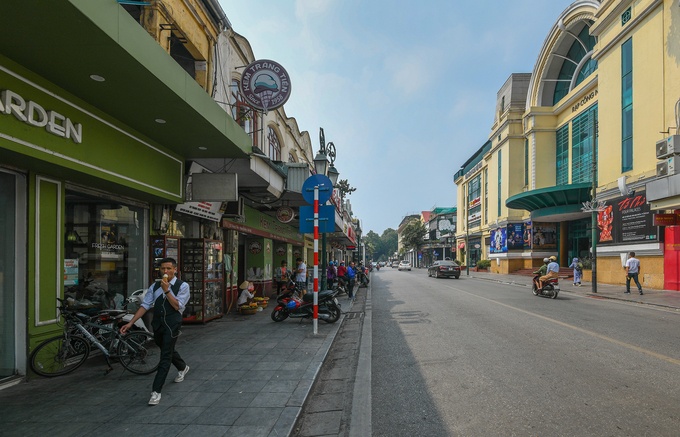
[30, 298, 160, 377]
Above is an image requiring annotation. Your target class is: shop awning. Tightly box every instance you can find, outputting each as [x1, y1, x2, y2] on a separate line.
[506, 183, 592, 218]
[0, 0, 251, 160]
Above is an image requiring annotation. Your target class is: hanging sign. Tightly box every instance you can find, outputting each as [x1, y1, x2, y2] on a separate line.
[239, 59, 292, 112]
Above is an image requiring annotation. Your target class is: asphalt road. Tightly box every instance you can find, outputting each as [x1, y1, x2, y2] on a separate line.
[371, 267, 680, 436]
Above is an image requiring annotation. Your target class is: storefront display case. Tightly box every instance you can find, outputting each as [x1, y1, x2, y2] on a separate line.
[180, 238, 224, 323]
[150, 236, 180, 282]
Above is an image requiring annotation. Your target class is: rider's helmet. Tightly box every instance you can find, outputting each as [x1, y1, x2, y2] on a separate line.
[549, 255, 557, 261]
[543, 258, 550, 263]
[286, 300, 297, 310]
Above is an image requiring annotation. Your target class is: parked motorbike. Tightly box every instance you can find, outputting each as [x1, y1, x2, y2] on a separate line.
[271, 282, 341, 323]
[532, 275, 560, 299]
[357, 267, 369, 288]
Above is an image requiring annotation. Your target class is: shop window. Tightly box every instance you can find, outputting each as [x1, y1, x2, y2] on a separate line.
[621, 38, 633, 172]
[556, 124, 569, 185]
[64, 191, 146, 309]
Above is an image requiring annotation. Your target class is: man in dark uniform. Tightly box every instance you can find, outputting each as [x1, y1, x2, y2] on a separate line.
[121, 257, 190, 405]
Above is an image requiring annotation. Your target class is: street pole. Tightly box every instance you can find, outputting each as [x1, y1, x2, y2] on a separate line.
[466, 184, 470, 276]
[591, 120, 598, 293]
[313, 184, 319, 334]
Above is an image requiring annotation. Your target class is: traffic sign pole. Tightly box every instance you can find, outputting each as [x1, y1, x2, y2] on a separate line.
[313, 184, 319, 335]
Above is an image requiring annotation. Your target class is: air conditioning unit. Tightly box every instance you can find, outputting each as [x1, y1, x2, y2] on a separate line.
[656, 135, 680, 159]
[223, 196, 244, 218]
[657, 157, 677, 177]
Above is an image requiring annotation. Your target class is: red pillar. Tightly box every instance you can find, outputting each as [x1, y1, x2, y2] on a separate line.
[664, 225, 680, 291]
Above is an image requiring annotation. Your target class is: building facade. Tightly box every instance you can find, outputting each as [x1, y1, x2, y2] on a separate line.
[455, 0, 679, 290]
[0, 0, 358, 383]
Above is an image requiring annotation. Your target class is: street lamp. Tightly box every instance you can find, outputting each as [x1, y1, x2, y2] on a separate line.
[316, 128, 339, 290]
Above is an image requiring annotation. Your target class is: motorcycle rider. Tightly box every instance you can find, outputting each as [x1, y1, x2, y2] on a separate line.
[538, 255, 560, 290]
[532, 258, 550, 290]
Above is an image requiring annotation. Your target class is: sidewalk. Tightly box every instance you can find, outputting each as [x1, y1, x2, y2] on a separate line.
[0, 291, 358, 437]
[467, 270, 680, 310]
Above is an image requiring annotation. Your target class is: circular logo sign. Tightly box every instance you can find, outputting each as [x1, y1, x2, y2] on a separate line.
[276, 206, 295, 223]
[249, 241, 262, 254]
[239, 59, 291, 112]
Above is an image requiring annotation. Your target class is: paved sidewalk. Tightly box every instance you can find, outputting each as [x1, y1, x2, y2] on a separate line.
[0, 293, 355, 437]
[467, 270, 680, 310]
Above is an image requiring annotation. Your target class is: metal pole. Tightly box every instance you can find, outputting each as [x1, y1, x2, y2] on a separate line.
[591, 119, 598, 293]
[313, 185, 319, 334]
[321, 233, 327, 290]
[466, 184, 470, 276]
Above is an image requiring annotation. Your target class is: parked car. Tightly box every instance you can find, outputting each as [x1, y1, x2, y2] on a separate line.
[391, 261, 399, 268]
[427, 260, 461, 279]
[398, 261, 412, 271]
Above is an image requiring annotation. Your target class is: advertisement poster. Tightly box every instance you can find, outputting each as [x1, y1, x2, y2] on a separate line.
[506, 223, 525, 251]
[64, 259, 79, 286]
[523, 221, 532, 249]
[490, 227, 507, 253]
[597, 193, 657, 245]
[533, 223, 557, 249]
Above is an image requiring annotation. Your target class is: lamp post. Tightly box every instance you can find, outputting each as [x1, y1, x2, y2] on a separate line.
[315, 128, 339, 291]
[591, 120, 599, 293]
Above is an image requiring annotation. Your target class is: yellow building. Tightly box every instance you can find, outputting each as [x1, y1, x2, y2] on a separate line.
[456, 0, 680, 290]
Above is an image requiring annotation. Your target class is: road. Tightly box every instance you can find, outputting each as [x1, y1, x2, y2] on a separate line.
[369, 267, 680, 436]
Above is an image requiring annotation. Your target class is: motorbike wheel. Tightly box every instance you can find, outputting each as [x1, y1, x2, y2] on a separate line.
[532, 283, 539, 296]
[543, 284, 554, 298]
[271, 308, 289, 322]
[322, 304, 341, 324]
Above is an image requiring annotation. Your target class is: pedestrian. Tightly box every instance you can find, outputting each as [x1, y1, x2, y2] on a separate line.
[624, 251, 643, 295]
[274, 260, 289, 296]
[347, 261, 357, 299]
[295, 257, 307, 298]
[120, 257, 190, 406]
[569, 257, 583, 286]
[237, 280, 256, 306]
[326, 261, 337, 289]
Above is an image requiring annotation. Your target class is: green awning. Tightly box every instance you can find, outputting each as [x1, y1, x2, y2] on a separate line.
[506, 183, 592, 211]
[0, 0, 251, 160]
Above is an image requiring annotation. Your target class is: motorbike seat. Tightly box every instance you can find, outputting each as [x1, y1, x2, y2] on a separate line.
[302, 289, 334, 302]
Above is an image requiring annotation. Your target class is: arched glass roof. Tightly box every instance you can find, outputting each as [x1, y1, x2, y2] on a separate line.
[552, 23, 598, 104]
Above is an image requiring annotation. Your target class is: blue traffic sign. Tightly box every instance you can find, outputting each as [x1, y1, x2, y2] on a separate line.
[302, 174, 333, 205]
[299, 205, 335, 233]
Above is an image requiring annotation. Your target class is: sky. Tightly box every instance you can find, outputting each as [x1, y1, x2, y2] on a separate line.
[222, 0, 574, 236]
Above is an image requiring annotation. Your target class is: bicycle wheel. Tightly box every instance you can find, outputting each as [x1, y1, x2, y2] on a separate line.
[30, 335, 90, 377]
[117, 331, 160, 375]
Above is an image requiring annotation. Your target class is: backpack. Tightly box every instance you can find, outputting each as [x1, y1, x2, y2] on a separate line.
[576, 262, 583, 271]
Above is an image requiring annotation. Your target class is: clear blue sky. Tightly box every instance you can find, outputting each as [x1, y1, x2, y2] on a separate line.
[223, 0, 573, 235]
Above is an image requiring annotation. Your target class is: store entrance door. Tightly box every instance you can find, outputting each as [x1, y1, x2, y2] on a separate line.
[567, 219, 591, 261]
[0, 170, 26, 379]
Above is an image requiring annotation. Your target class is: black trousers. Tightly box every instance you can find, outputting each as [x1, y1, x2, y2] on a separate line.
[152, 320, 186, 393]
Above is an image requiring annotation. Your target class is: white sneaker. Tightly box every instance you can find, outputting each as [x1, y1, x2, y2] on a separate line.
[174, 365, 190, 383]
[148, 391, 161, 405]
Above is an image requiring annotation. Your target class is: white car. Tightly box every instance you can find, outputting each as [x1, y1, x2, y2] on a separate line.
[398, 261, 412, 271]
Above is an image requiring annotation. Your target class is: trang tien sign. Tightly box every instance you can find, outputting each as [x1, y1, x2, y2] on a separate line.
[1, 89, 82, 143]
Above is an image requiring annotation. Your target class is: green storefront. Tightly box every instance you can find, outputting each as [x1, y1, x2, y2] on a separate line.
[0, 0, 250, 381]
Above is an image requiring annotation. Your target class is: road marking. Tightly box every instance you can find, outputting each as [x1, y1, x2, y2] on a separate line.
[446, 283, 680, 367]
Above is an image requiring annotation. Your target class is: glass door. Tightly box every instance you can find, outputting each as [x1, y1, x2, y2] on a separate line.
[0, 169, 25, 379]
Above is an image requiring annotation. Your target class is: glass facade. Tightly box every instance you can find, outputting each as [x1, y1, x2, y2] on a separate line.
[622, 38, 633, 172]
[497, 150, 502, 216]
[571, 104, 598, 183]
[556, 124, 569, 185]
[64, 191, 147, 309]
[553, 24, 598, 105]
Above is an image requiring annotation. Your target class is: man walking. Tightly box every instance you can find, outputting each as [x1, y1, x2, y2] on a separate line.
[121, 257, 191, 405]
[347, 261, 357, 300]
[624, 251, 643, 295]
[295, 257, 307, 298]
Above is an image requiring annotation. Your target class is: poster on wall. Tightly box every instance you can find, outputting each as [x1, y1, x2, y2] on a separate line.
[533, 223, 557, 249]
[506, 223, 524, 251]
[523, 221, 532, 249]
[597, 193, 657, 245]
[490, 227, 507, 253]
